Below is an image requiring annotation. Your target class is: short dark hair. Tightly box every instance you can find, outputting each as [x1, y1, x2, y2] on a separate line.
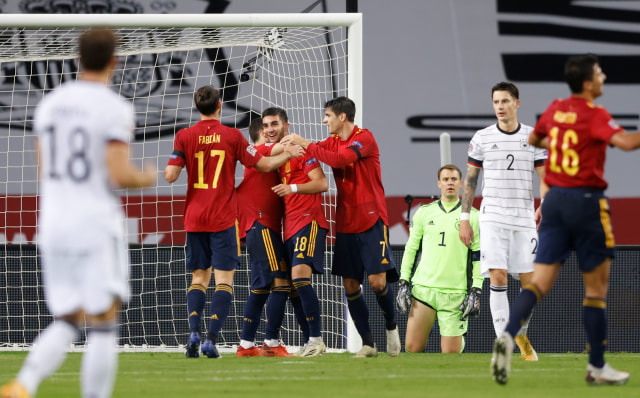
[437, 164, 462, 180]
[325, 96, 356, 122]
[249, 117, 263, 143]
[565, 53, 599, 94]
[262, 107, 288, 123]
[193, 85, 220, 116]
[79, 27, 117, 71]
[491, 82, 519, 100]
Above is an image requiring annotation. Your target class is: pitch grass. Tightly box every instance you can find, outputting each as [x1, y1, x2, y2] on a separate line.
[1, 352, 639, 397]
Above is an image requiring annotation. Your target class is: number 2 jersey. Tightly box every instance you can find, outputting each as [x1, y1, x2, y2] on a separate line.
[168, 119, 262, 232]
[532, 96, 623, 189]
[467, 123, 547, 231]
[34, 80, 134, 244]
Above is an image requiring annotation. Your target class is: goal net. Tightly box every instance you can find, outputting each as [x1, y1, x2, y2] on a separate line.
[0, 13, 363, 352]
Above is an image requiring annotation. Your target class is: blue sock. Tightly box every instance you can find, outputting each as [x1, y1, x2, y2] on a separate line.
[292, 278, 321, 338]
[290, 290, 310, 342]
[207, 283, 233, 343]
[187, 285, 207, 332]
[375, 283, 397, 330]
[240, 288, 269, 342]
[583, 298, 607, 368]
[265, 286, 291, 341]
[505, 285, 540, 337]
[347, 288, 374, 347]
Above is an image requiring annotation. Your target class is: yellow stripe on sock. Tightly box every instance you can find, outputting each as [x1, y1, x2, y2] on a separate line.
[583, 297, 606, 309]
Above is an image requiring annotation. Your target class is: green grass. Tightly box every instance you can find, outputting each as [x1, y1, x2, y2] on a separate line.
[1, 352, 639, 397]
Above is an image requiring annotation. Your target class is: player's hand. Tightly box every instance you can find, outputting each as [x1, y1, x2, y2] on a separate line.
[272, 183, 294, 197]
[281, 133, 309, 148]
[459, 287, 481, 320]
[395, 279, 411, 314]
[458, 220, 473, 248]
[284, 144, 304, 158]
[535, 204, 543, 230]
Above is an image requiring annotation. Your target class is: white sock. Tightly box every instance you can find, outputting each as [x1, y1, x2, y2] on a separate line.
[81, 325, 118, 398]
[17, 320, 78, 396]
[264, 339, 279, 347]
[240, 339, 255, 349]
[309, 336, 323, 344]
[489, 285, 509, 337]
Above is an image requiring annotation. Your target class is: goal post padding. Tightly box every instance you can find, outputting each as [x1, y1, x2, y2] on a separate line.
[0, 13, 362, 352]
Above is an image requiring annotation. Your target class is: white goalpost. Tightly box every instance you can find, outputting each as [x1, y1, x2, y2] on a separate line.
[0, 13, 362, 352]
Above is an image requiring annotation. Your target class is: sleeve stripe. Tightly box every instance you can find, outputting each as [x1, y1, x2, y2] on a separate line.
[348, 145, 362, 160]
[171, 149, 185, 160]
[467, 156, 482, 167]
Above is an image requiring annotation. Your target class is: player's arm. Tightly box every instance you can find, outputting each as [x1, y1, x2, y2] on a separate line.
[459, 164, 480, 248]
[399, 208, 425, 281]
[271, 166, 328, 197]
[534, 165, 548, 225]
[255, 146, 304, 172]
[529, 129, 548, 149]
[470, 212, 482, 290]
[107, 140, 156, 188]
[609, 130, 640, 151]
[283, 133, 360, 168]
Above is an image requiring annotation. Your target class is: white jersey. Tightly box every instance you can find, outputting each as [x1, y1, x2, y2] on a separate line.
[467, 123, 546, 231]
[34, 80, 133, 246]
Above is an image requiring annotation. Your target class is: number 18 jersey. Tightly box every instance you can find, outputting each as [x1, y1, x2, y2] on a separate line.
[34, 80, 134, 245]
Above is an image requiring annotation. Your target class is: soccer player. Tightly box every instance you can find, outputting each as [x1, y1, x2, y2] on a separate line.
[235, 118, 294, 357]
[281, 97, 401, 358]
[491, 53, 640, 385]
[164, 87, 302, 359]
[266, 107, 330, 357]
[459, 82, 547, 361]
[396, 164, 481, 353]
[0, 27, 156, 398]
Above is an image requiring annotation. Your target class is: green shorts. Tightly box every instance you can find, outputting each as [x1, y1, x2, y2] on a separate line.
[411, 284, 468, 337]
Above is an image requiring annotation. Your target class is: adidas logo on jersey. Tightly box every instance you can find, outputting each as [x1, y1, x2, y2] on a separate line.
[491, 144, 499, 149]
[427, 220, 435, 225]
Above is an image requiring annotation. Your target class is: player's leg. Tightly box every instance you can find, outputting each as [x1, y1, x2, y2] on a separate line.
[437, 290, 468, 354]
[6, 314, 81, 398]
[263, 278, 291, 356]
[81, 302, 121, 398]
[404, 288, 436, 353]
[582, 259, 627, 384]
[289, 222, 327, 357]
[3, 246, 83, 397]
[363, 222, 400, 356]
[488, 268, 509, 335]
[237, 286, 269, 356]
[202, 227, 241, 358]
[288, 289, 310, 356]
[184, 232, 214, 357]
[578, 192, 627, 384]
[481, 223, 510, 337]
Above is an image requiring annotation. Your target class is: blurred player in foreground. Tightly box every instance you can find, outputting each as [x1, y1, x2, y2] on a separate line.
[1, 27, 156, 398]
[491, 53, 640, 386]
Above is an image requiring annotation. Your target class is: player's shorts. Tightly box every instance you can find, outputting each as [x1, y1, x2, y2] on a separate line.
[411, 284, 467, 337]
[332, 220, 399, 284]
[535, 187, 616, 271]
[479, 222, 536, 278]
[284, 220, 327, 274]
[246, 221, 288, 289]
[39, 232, 129, 316]
[186, 226, 240, 272]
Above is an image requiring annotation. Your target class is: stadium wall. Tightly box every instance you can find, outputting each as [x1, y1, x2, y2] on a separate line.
[2, 244, 638, 353]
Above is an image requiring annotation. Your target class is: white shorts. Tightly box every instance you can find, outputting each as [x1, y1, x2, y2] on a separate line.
[479, 222, 536, 278]
[39, 235, 130, 316]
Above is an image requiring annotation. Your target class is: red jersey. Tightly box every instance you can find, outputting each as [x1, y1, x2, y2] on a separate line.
[167, 119, 262, 232]
[236, 143, 283, 238]
[307, 126, 389, 233]
[533, 96, 622, 189]
[278, 154, 328, 241]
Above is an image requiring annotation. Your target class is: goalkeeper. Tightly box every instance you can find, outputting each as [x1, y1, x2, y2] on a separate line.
[396, 164, 481, 353]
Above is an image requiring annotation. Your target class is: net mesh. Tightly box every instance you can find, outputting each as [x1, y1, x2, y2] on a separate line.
[0, 21, 352, 351]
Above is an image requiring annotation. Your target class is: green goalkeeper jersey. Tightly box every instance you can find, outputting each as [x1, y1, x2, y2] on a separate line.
[400, 199, 481, 292]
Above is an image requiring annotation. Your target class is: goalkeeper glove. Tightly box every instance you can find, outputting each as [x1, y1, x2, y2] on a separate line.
[396, 279, 411, 314]
[459, 287, 481, 320]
